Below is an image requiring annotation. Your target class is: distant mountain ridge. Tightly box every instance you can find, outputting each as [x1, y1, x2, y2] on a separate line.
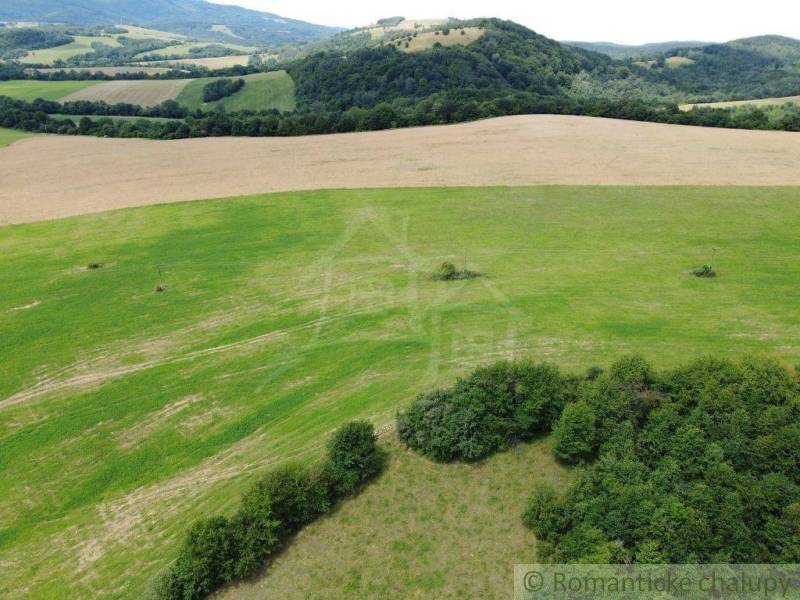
[565, 40, 710, 59]
[0, 0, 341, 45]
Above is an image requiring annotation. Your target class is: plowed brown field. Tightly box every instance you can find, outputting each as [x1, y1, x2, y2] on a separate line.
[2, 115, 800, 225]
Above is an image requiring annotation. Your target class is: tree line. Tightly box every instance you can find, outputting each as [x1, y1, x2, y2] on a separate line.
[2, 89, 799, 143]
[154, 421, 384, 600]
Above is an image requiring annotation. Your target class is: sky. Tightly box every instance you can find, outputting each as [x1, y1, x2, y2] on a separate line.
[211, 0, 800, 45]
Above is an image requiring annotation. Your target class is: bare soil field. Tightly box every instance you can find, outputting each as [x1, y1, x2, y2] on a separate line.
[2, 114, 800, 225]
[58, 79, 193, 107]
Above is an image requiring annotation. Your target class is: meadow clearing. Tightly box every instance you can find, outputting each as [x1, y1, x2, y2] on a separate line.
[59, 79, 194, 108]
[1, 185, 799, 598]
[398, 27, 485, 53]
[3, 115, 800, 225]
[176, 71, 296, 112]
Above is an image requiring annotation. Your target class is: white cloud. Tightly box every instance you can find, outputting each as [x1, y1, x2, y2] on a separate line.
[210, 0, 800, 45]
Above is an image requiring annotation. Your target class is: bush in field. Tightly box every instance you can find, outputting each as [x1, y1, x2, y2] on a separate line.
[202, 78, 245, 103]
[326, 420, 384, 496]
[397, 360, 566, 461]
[432, 261, 480, 281]
[154, 421, 383, 600]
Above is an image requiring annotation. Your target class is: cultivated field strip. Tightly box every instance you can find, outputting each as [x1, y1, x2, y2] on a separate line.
[58, 79, 194, 108]
[3, 115, 800, 225]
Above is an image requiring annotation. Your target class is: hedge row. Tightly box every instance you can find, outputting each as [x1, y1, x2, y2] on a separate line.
[152, 421, 384, 600]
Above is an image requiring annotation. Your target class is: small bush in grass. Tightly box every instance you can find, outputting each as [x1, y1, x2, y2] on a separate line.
[87, 262, 104, 270]
[432, 261, 480, 281]
[693, 264, 717, 278]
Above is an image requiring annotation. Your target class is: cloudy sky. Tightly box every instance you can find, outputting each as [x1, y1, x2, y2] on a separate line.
[211, 0, 800, 45]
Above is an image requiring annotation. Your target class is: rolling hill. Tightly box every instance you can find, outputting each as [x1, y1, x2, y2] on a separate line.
[566, 40, 709, 59]
[0, 0, 341, 45]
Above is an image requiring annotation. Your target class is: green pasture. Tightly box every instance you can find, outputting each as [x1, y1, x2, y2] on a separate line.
[176, 71, 296, 112]
[1, 186, 799, 598]
[0, 79, 102, 102]
[0, 127, 31, 148]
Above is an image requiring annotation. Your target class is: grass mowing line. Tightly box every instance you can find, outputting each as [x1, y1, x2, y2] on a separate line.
[176, 71, 296, 112]
[0, 186, 799, 598]
[0, 79, 103, 102]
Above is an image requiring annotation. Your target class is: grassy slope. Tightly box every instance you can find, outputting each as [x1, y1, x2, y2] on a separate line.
[20, 35, 122, 65]
[1, 186, 800, 598]
[0, 128, 32, 148]
[176, 71, 296, 112]
[223, 435, 573, 600]
[0, 80, 102, 102]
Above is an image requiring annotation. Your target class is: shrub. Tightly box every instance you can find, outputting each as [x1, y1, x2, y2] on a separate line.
[523, 482, 566, 541]
[693, 264, 717, 278]
[432, 261, 480, 281]
[552, 400, 597, 464]
[326, 420, 384, 495]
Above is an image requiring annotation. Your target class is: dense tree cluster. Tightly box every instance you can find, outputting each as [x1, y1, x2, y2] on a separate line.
[649, 44, 800, 102]
[527, 356, 800, 563]
[397, 360, 569, 461]
[154, 421, 384, 600]
[202, 77, 245, 102]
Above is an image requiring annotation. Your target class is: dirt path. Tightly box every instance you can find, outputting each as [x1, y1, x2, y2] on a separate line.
[2, 115, 800, 225]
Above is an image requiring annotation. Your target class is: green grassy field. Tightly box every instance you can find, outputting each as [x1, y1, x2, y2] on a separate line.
[223, 434, 573, 599]
[176, 71, 296, 112]
[1, 186, 800, 598]
[135, 42, 255, 60]
[20, 35, 122, 65]
[0, 80, 102, 102]
[0, 127, 31, 148]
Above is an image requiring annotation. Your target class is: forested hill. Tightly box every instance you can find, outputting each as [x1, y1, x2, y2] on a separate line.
[0, 0, 340, 45]
[638, 35, 800, 101]
[288, 21, 800, 113]
[288, 20, 615, 111]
